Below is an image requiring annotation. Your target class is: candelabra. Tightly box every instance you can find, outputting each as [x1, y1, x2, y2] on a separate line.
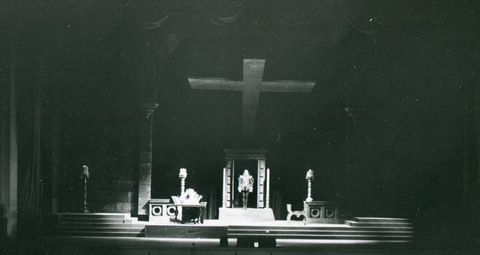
[305, 169, 314, 202]
[179, 168, 187, 195]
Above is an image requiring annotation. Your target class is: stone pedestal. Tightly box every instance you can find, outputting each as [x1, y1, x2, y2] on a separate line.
[137, 103, 158, 217]
[304, 201, 342, 224]
[218, 208, 275, 223]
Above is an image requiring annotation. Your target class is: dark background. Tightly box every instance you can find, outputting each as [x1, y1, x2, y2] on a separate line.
[2, 0, 479, 246]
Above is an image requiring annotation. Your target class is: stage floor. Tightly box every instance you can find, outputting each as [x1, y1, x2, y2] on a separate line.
[20, 235, 478, 255]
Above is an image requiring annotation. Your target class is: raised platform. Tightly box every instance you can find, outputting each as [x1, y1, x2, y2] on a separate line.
[218, 208, 275, 222]
[144, 218, 414, 247]
[52, 213, 414, 248]
[52, 213, 145, 237]
[145, 223, 227, 239]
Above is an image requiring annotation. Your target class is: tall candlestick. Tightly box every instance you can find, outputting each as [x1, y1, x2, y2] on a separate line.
[81, 165, 89, 213]
[306, 169, 314, 202]
[179, 168, 187, 195]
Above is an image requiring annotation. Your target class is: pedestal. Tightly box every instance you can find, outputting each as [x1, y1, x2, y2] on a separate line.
[218, 208, 275, 223]
[304, 201, 342, 224]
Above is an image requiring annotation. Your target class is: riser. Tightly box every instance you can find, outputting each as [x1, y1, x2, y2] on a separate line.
[53, 231, 145, 237]
[58, 223, 145, 228]
[228, 230, 414, 235]
[354, 217, 409, 223]
[228, 234, 413, 240]
[229, 234, 413, 239]
[58, 214, 128, 219]
[228, 226, 413, 231]
[347, 222, 412, 227]
[57, 227, 144, 233]
[59, 219, 133, 224]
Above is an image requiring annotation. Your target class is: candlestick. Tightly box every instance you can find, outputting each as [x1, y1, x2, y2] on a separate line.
[306, 169, 314, 202]
[179, 168, 187, 195]
[82, 165, 89, 213]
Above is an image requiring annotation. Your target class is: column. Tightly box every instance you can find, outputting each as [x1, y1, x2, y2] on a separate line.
[137, 103, 158, 217]
[0, 44, 18, 238]
[257, 159, 265, 208]
[225, 160, 233, 208]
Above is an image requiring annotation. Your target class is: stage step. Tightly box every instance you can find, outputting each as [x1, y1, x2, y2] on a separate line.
[354, 217, 410, 223]
[58, 213, 129, 219]
[228, 217, 414, 242]
[53, 230, 145, 237]
[51, 213, 145, 237]
[228, 225, 412, 232]
[346, 217, 413, 228]
[228, 228, 413, 235]
[58, 218, 133, 224]
[58, 222, 145, 228]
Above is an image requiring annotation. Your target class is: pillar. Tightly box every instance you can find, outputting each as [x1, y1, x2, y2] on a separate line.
[137, 103, 158, 217]
[0, 43, 18, 239]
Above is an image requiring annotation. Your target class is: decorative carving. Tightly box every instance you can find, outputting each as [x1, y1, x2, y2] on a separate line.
[286, 204, 305, 222]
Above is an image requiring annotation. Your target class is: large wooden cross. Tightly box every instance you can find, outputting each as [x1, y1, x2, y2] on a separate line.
[188, 59, 316, 137]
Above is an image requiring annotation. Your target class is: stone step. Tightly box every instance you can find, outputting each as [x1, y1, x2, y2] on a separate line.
[54, 213, 143, 238]
[52, 230, 145, 237]
[228, 233, 413, 240]
[57, 213, 129, 220]
[228, 229, 414, 235]
[346, 221, 412, 227]
[57, 227, 144, 233]
[59, 218, 133, 224]
[353, 217, 410, 223]
[229, 225, 413, 231]
[58, 222, 145, 228]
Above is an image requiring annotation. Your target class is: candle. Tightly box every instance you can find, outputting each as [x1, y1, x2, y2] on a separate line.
[82, 165, 89, 178]
[306, 169, 314, 180]
[179, 168, 187, 178]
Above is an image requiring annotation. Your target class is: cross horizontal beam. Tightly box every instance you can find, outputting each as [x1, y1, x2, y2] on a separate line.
[188, 59, 316, 137]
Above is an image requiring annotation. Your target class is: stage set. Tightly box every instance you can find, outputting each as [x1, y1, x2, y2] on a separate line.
[52, 58, 414, 247]
[54, 149, 413, 249]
